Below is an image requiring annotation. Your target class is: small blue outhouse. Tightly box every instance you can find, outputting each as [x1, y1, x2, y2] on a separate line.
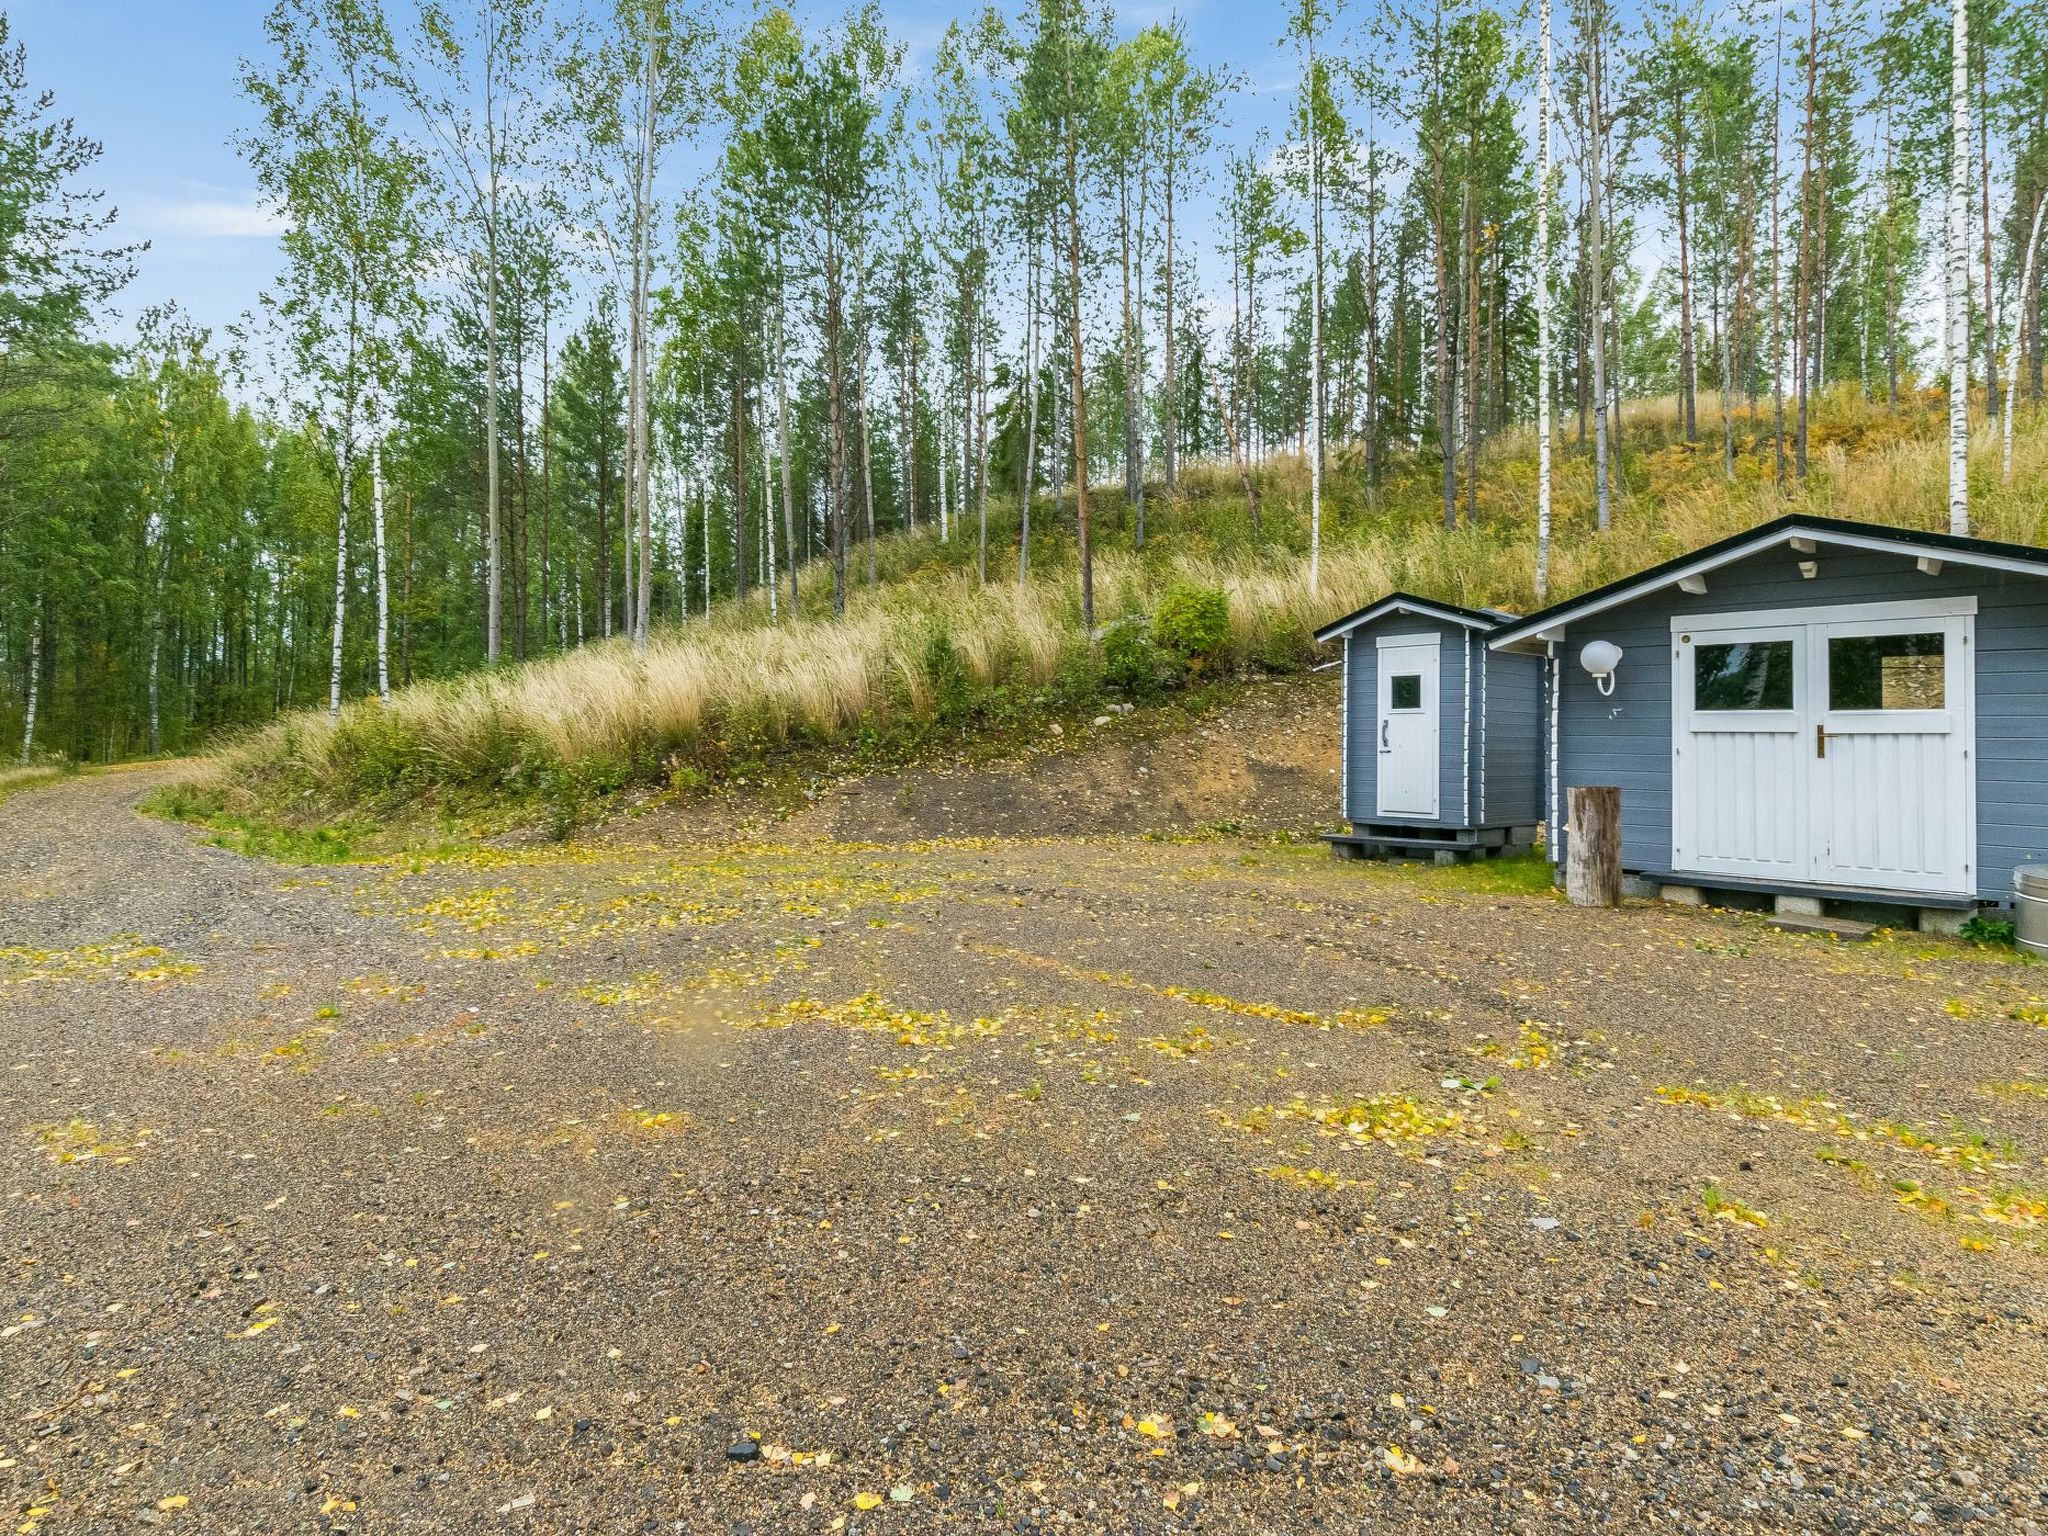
[1314, 593, 1545, 860]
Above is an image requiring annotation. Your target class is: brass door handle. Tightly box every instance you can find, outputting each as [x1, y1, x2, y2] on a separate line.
[1816, 724, 1838, 758]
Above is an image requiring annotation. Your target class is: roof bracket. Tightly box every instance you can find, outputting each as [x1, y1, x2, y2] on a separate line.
[1798, 560, 1819, 580]
[1917, 556, 1945, 576]
[1678, 575, 1708, 595]
[1789, 537, 1818, 554]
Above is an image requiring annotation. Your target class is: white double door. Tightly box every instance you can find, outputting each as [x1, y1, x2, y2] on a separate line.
[1376, 635, 1440, 819]
[1671, 598, 1975, 897]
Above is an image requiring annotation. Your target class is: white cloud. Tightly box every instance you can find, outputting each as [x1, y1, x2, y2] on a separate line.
[138, 196, 285, 239]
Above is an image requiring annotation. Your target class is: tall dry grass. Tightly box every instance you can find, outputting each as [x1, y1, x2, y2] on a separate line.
[214, 388, 2048, 809]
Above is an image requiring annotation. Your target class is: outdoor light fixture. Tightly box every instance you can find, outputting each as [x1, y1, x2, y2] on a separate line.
[1580, 640, 1623, 696]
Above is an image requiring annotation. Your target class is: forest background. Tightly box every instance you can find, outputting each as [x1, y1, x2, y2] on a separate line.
[1, 0, 2044, 790]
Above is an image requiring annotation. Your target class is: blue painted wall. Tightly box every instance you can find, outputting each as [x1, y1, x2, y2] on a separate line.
[1547, 545, 2048, 902]
[1480, 647, 1545, 827]
[1342, 614, 1543, 831]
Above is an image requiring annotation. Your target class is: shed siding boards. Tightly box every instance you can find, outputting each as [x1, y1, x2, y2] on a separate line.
[1344, 618, 1466, 826]
[1481, 650, 1545, 827]
[1549, 545, 2048, 902]
[1341, 617, 1544, 830]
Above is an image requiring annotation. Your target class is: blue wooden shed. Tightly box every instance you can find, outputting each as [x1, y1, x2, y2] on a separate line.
[1483, 514, 2048, 929]
[1314, 593, 1545, 861]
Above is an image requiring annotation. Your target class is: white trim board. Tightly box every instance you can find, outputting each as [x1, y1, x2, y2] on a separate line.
[1320, 596, 1508, 643]
[1669, 595, 1978, 632]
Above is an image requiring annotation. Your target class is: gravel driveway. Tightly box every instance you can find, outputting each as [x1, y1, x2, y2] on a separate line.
[4, 766, 2047, 1534]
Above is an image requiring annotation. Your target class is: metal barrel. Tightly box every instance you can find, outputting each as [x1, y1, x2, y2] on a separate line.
[2020, 867, 2048, 959]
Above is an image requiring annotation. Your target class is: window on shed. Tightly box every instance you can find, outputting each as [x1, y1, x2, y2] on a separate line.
[1694, 640, 1795, 710]
[1829, 632, 1944, 710]
[1390, 673, 1423, 709]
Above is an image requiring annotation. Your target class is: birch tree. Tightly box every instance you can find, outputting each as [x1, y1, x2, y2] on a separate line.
[1021, 0, 1107, 633]
[242, 0, 423, 715]
[1534, 0, 1554, 599]
[383, 0, 544, 666]
[1948, 0, 1970, 533]
[1285, 0, 1340, 589]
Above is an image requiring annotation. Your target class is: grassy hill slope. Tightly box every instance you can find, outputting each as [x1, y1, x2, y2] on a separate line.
[181, 387, 2048, 834]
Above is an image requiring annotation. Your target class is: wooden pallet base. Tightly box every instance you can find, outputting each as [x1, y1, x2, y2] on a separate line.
[1324, 824, 1539, 866]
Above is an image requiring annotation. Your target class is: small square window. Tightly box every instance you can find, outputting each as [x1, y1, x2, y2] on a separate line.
[1695, 640, 1795, 710]
[1829, 632, 1944, 710]
[1390, 673, 1423, 710]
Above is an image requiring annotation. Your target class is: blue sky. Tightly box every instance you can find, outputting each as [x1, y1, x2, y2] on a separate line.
[12, 1, 285, 340]
[15, 0, 1309, 351]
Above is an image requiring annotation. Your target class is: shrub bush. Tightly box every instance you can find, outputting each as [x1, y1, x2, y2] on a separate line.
[1102, 620, 1166, 699]
[922, 630, 974, 722]
[1153, 584, 1230, 669]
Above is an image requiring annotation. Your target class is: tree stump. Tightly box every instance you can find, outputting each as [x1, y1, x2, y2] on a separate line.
[1565, 786, 1622, 908]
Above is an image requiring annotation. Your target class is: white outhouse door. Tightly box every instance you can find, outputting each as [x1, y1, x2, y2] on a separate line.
[1672, 597, 1975, 897]
[1376, 635, 1440, 819]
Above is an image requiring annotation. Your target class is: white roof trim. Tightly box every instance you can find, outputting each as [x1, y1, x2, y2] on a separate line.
[1668, 594, 1977, 631]
[1318, 596, 1506, 642]
[1487, 524, 2048, 652]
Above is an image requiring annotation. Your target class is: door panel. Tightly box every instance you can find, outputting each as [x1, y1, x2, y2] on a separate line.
[1811, 616, 1972, 895]
[1672, 606, 1975, 897]
[1376, 639, 1440, 819]
[1673, 625, 1808, 879]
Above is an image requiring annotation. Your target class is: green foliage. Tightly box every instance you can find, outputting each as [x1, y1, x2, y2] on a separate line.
[1153, 584, 1230, 666]
[922, 630, 974, 722]
[1959, 914, 2018, 948]
[1101, 620, 1165, 700]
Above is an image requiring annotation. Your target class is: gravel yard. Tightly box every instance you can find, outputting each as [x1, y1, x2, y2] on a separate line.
[5, 762, 2048, 1534]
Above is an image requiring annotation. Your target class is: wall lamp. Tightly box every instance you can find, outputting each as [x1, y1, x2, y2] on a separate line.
[1580, 640, 1623, 697]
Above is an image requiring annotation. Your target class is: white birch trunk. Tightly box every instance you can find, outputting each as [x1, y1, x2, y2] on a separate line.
[633, 16, 657, 650]
[777, 260, 797, 619]
[937, 390, 950, 541]
[1534, 0, 1553, 600]
[762, 320, 778, 624]
[2003, 194, 2047, 483]
[857, 238, 878, 588]
[974, 318, 989, 584]
[1306, 25, 1323, 593]
[484, 72, 503, 667]
[1587, 14, 1611, 533]
[373, 435, 391, 702]
[1948, 0, 1971, 535]
[18, 613, 39, 764]
[329, 456, 351, 716]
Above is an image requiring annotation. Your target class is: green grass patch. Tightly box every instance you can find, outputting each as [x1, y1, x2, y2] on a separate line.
[141, 777, 480, 865]
[1383, 850, 1558, 897]
[0, 762, 78, 807]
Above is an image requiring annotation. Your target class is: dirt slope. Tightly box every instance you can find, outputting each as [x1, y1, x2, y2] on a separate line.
[630, 672, 1343, 847]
